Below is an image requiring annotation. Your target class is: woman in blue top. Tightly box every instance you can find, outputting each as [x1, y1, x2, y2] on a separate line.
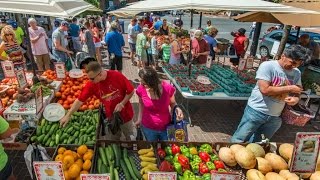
[204, 27, 220, 60]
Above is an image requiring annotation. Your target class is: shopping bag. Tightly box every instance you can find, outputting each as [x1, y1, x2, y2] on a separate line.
[24, 144, 50, 179]
[65, 56, 75, 71]
[167, 105, 188, 142]
[107, 112, 123, 135]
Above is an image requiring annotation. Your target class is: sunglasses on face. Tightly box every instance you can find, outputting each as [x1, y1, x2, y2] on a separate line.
[89, 71, 101, 81]
[5, 34, 13, 36]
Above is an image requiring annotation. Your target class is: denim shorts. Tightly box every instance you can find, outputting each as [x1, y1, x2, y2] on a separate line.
[52, 50, 68, 62]
[0, 160, 13, 180]
[141, 125, 167, 142]
[129, 43, 136, 53]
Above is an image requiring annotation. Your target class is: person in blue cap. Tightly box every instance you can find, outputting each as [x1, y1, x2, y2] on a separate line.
[52, 21, 73, 62]
[10, 21, 24, 46]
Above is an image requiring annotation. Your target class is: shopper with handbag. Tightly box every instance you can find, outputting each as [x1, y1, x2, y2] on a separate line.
[135, 67, 184, 141]
[60, 61, 136, 140]
[231, 45, 309, 143]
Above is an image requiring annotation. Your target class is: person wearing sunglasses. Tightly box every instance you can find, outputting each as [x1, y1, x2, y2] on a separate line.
[60, 61, 136, 141]
[0, 25, 25, 70]
[231, 45, 310, 143]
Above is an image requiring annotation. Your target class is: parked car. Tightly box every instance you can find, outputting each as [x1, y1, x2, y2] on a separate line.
[259, 30, 320, 57]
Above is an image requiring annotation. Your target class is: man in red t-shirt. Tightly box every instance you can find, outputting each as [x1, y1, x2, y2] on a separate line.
[230, 28, 249, 66]
[60, 61, 135, 140]
[192, 30, 210, 64]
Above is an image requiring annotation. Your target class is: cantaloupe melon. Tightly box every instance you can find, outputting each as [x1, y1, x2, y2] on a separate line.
[218, 147, 237, 167]
[234, 148, 256, 169]
[279, 143, 294, 162]
[246, 169, 266, 180]
[246, 143, 266, 157]
[265, 172, 285, 180]
[256, 157, 273, 174]
[265, 153, 288, 172]
[279, 170, 299, 180]
[310, 171, 320, 180]
[230, 144, 245, 154]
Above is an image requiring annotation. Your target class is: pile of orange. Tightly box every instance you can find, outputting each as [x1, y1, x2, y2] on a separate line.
[42, 70, 57, 80]
[55, 145, 93, 180]
[54, 71, 100, 110]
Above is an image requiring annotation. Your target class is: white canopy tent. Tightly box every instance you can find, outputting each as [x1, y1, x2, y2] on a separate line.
[110, 0, 319, 15]
[0, 0, 101, 18]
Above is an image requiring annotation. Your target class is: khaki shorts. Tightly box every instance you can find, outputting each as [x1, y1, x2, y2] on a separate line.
[103, 120, 136, 141]
[34, 54, 50, 70]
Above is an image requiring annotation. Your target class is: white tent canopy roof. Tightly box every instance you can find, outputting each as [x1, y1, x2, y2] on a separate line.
[111, 0, 319, 14]
[0, 0, 101, 18]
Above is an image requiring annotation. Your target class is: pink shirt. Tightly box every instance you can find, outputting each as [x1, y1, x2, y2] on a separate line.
[136, 81, 176, 131]
[28, 26, 49, 55]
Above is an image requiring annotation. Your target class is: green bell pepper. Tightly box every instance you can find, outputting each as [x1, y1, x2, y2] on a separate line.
[165, 146, 173, 155]
[173, 153, 179, 163]
[195, 176, 202, 180]
[165, 155, 174, 163]
[206, 161, 216, 170]
[199, 144, 213, 154]
[190, 161, 199, 174]
[174, 162, 183, 174]
[218, 168, 227, 172]
[183, 170, 196, 180]
[202, 173, 211, 180]
[180, 145, 191, 159]
[192, 155, 202, 163]
[210, 154, 219, 161]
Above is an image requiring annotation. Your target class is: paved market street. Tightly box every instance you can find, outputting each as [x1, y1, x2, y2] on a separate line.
[7, 23, 320, 180]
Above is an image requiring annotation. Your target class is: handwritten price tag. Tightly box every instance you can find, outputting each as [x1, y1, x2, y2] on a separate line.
[290, 132, 320, 173]
[238, 58, 246, 71]
[211, 172, 241, 180]
[33, 161, 64, 180]
[206, 56, 212, 69]
[148, 172, 177, 180]
[1, 61, 15, 78]
[246, 56, 254, 69]
[35, 87, 43, 114]
[15, 69, 27, 88]
[80, 174, 110, 180]
[54, 62, 66, 79]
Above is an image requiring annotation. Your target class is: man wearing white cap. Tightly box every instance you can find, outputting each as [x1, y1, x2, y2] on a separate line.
[28, 18, 50, 71]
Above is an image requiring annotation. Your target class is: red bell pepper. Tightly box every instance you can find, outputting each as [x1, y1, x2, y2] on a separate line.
[214, 160, 225, 169]
[199, 162, 209, 174]
[178, 154, 189, 168]
[171, 144, 181, 155]
[157, 148, 166, 159]
[199, 152, 211, 162]
[159, 160, 174, 172]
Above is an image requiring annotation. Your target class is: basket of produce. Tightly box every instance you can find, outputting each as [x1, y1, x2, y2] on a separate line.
[213, 142, 315, 180]
[93, 140, 158, 180]
[52, 144, 95, 178]
[155, 142, 228, 180]
[30, 109, 100, 147]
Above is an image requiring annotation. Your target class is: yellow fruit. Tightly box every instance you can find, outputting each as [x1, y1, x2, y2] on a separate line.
[83, 151, 93, 161]
[63, 150, 74, 156]
[77, 145, 88, 156]
[80, 170, 89, 174]
[83, 160, 92, 171]
[75, 159, 83, 169]
[64, 171, 71, 180]
[58, 147, 67, 155]
[63, 155, 75, 169]
[55, 154, 64, 162]
[68, 164, 81, 179]
[72, 152, 79, 161]
[87, 149, 94, 154]
[44, 168, 54, 176]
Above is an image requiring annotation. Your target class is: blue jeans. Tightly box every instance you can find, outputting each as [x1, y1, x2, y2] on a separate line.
[142, 125, 168, 142]
[52, 49, 68, 63]
[231, 105, 282, 143]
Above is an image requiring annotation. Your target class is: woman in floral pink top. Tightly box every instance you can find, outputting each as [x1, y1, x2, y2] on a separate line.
[136, 67, 184, 141]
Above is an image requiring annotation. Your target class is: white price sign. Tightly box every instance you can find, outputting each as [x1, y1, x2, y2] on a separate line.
[246, 56, 254, 69]
[238, 58, 246, 71]
[211, 172, 241, 180]
[15, 69, 27, 88]
[54, 62, 66, 79]
[206, 56, 212, 68]
[290, 132, 320, 173]
[1, 61, 15, 78]
[33, 161, 64, 180]
[35, 87, 43, 114]
[148, 172, 177, 180]
[80, 174, 110, 180]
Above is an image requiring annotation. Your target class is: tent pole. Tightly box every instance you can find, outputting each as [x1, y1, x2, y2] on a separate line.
[250, 22, 262, 57]
[199, 12, 202, 29]
[190, 10, 193, 28]
[295, 26, 301, 43]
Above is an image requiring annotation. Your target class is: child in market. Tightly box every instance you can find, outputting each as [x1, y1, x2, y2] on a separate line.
[150, 30, 160, 69]
[161, 37, 171, 65]
[0, 116, 18, 180]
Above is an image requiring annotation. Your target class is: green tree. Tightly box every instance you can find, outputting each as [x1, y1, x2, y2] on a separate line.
[84, 0, 99, 8]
